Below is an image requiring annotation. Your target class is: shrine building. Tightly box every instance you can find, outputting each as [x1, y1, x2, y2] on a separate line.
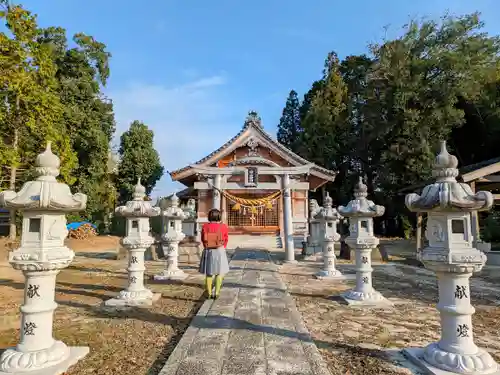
[169, 111, 336, 255]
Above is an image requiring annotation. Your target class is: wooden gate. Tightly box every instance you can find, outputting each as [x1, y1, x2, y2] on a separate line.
[225, 192, 279, 234]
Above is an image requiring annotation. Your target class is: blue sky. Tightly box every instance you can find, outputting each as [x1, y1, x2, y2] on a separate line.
[19, 0, 500, 197]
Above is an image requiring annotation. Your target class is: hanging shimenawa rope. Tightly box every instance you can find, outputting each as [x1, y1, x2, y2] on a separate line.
[224, 190, 281, 211]
[206, 179, 284, 211]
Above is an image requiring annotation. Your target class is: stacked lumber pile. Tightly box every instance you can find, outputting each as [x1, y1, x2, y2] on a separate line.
[68, 223, 97, 240]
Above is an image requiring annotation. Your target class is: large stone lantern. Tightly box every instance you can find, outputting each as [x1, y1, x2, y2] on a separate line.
[0, 142, 88, 374]
[315, 193, 344, 279]
[154, 192, 187, 280]
[104, 179, 161, 307]
[338, 177, 389, 306]
[403, 141, 499, 375]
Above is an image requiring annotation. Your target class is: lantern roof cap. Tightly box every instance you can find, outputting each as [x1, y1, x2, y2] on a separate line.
[338, 177, 385, 218]
[318, 192, 342, 220]
[0, 142, 87, 211]
[162, 191, 186, 218]
[115, 178, 160, 217]
[406, 141, 493, 212]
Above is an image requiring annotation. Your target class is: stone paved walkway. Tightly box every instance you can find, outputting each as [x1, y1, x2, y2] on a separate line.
[158, 249, 332, 375]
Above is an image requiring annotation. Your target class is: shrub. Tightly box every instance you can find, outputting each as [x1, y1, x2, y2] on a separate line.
[481, 211, 500, 243]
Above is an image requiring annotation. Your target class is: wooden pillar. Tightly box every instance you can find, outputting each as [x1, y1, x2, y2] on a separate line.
[416, 213, 422, 253]
[470, 181, 480, 246]
[221, 194, 227, 224]
[212, 174, 222, 210]
[282, 174, 295, 263]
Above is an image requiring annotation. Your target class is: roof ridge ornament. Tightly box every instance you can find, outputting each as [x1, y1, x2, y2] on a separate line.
[244, 110, 263, 129]
[246, 137, 259, 156]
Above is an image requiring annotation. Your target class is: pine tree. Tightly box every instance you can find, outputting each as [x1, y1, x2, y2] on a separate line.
[277, 90, 301, 153]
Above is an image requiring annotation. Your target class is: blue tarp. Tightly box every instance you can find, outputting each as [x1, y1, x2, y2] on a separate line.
[67, 221, 97, 230]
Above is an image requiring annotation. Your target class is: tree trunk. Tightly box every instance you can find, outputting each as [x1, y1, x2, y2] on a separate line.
[338, 220, 350, 260]
[339, 240, 350, 260]
[8, 95, 20, 240]
[8, 127, 19, 240]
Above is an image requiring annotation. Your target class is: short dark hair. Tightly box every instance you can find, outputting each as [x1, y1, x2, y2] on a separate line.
[208, 208, 222, 222]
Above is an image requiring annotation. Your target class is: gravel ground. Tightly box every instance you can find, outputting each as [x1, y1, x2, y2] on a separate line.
[274, 253, 500, 375]
[0, 245, 205, 375]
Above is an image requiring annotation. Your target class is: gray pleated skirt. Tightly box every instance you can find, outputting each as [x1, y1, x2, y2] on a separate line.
[199, 247, 230, 276]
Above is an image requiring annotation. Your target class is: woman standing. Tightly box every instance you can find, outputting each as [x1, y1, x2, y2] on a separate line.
[199, 208, 230, 299]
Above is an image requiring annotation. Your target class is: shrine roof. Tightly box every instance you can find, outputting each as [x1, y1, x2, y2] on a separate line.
[169, 111, 337, 183]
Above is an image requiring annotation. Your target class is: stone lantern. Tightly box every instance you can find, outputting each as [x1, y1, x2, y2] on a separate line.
[304, 199, 323, 257]
[403, 141, 499, 375]
[0, 142, 88, 374]
[154, 192, 187, 280]
[104, 178, 161, 307]
[315, 193, 344, 279]
[181, 198, 197, 238]
[338, 177, 389, 306]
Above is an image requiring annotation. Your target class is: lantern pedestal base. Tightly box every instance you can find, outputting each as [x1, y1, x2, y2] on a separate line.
[0, 345, 88, 375]
[303, 254, 321, 261]
[341, 289, 393, 307]
[154, 269, 187, 281]
[403, 347, 500, 375]
[103, 291, 161, 308]
[315, 270, 354, 280]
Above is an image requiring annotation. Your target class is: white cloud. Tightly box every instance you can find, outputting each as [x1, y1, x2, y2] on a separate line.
[107, 75, 242, 198]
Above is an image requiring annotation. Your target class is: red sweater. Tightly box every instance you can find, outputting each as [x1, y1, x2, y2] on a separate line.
[201, 222, 229, 249]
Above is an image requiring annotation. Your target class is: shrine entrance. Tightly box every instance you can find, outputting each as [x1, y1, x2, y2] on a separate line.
[225, 191, 280, 234]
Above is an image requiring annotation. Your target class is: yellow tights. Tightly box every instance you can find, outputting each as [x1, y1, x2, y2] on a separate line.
[205, 275, 223, 298]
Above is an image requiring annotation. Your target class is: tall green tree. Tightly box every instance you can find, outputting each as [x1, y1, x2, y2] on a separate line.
[0, 2, 77, 238]
[331, 54, 374, 202]
[277, 90, 302, 153]
[451, 75, 500, 166]
[364, 13, 500, 197]
[38, 27, 116, 230]
[280, 13, 500, 236]
[116, 121, 164, 203]
[301, 52, 348, 171]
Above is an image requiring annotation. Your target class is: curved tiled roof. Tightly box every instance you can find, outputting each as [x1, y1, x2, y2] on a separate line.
[169, 111, 336, 178]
